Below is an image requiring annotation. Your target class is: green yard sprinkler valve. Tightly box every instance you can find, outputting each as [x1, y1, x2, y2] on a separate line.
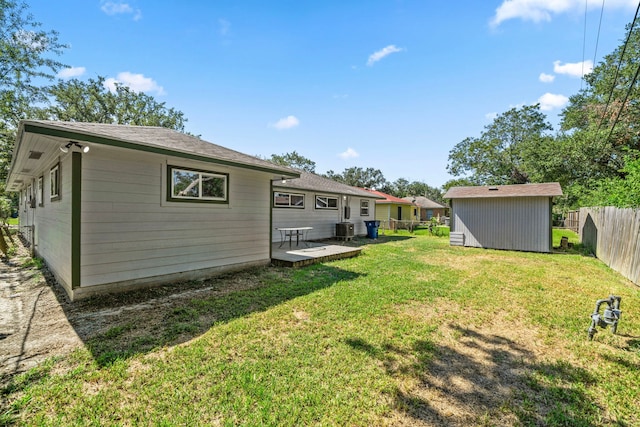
[587, 295, 622, 340]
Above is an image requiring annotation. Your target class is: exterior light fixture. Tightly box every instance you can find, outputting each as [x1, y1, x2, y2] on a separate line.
[60, 141, 90, 153]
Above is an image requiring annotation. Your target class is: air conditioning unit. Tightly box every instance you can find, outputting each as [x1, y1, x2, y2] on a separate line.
[336, 222, 354, 241]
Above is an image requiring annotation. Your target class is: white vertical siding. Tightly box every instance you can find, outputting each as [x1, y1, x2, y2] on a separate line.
[272, 192, 378, 241]
[80, 145, 273, 287]
[31, 155, 73, 288]
[452, 196, 552, 253]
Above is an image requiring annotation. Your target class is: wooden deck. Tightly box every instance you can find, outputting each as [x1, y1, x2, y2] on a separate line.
[271, 241, 362, 267]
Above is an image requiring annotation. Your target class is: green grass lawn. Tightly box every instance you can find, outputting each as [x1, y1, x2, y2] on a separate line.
[2, 233, 639, 426]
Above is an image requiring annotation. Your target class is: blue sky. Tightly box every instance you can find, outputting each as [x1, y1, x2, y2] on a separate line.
[30, 0, 638, 187]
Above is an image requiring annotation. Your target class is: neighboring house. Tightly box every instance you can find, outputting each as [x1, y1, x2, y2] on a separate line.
[361, 189, 418, 227]
[443, 182, 563, 253]
[6, 120, 299, 300]
[402, 196, 447, 221]
[272, 172, 382, 240]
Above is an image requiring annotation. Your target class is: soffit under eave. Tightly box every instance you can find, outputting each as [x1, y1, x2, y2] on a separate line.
[6, 131, 68, 192]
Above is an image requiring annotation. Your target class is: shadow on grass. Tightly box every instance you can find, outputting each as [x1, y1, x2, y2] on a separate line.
[346, 324, 614, 426]
[332, 234, 416, 247]
[45, 264, 362, 368]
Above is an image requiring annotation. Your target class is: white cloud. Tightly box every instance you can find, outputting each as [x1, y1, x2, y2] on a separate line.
[553, 60, 593, 77]
[270, 115, 300, 130]
[219, 19, 231, 36]
[367, 45, 405, 66]
[101, 2, 142, 20]
[485, 112, 498, 120]
[339, 148, 359, 160]
[539, 72, 555, 83]
[57, 66, 86, 79]
[537, 92, 569, 111]
[103, 72, 165, 95]
[491, 0, 636, 27]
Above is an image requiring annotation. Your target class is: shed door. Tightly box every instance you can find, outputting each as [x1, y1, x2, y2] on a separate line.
[397, 206, 402, 220]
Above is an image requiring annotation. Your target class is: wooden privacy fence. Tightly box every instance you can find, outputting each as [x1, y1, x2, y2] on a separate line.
[564, 210, 580, 233]
[579, 207, 640, 286]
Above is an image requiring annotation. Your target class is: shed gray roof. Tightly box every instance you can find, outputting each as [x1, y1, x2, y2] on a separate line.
[443, 182, 563, 199]
[402, 196, 445, 209]
[13, 120, 299, 177]
[273, 172, 384, 198]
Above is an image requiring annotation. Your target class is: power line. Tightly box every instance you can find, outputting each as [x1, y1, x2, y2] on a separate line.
[604, 54, 640, 145]
[592, 0, 606, 67]
[596, 1, 640, 133]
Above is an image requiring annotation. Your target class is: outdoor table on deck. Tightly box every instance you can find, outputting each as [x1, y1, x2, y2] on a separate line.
[276, 227, 313, 248]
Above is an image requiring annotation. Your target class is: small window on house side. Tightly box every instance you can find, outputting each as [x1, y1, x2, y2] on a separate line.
[315, 195, 338, 210]
[168, 166, 228, 203]
[50, 164, 60, 201]
[273, 192, 305, 208]
[360, 200, 369, 216]
[38, 176, 44, 207]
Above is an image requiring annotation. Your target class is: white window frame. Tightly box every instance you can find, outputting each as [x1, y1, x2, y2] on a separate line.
[273, 191, 305, 208]
[315, 195, 338, 210]
[50, 163, 60, 201]
[38, 176, 44, 207]
[360, 200, 370, 216]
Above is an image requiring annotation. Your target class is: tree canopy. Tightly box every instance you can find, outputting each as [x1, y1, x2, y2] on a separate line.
[445, 19, 640, 209]
[324, 167, 388, 189]
[0, 0, 67, 182]
[269, 151, 316, 173]
[41, 76, 188, 132]
[447, 104, 553, 186]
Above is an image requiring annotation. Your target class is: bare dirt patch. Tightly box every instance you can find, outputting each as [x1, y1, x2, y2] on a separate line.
[0, 244, 274, 385]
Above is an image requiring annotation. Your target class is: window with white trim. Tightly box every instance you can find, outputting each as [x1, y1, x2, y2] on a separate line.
[273, 191, 304, 208]
[50, 163, 60, 201]
[38, 176, 44, 207]
[315, 195, 338, 210]
[27, 183, 32, 207]
[169, 166, 228, 203]
[360, 200, 370, 216]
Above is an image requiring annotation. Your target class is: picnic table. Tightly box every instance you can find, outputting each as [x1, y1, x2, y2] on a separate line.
[276, 227, 313, 248]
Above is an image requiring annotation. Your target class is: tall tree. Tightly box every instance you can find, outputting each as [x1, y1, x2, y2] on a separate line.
[269, 151, 316, 173]
[42, 76, 188, 132]
[552, 20, 640, 208]
[324, 166, 387, 189]
[0, 0, 67, 182]
[392, 178, 410, 197]
[406, 181, 445, 204]
[560, 21, 640, 179]
[447, 104, 553, 185]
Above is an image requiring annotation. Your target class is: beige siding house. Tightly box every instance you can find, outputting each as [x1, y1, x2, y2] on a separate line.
[360, 189, 418, 227]
[444, 183, 563, 253]
[7, 120, 299, 300]
[272, 172, 382, 240]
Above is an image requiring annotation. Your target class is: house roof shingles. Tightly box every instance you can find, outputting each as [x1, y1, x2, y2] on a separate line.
[360, 189, 415, 205]
[401, 196, 445, 209]
[273, 172, 384, 198]
[15, 120, 299, 177]
[443, 182, 563, 199]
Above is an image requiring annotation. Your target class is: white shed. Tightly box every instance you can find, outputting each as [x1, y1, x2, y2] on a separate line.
[443, 183, 563, 253]
[6, 120, 299, 300]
